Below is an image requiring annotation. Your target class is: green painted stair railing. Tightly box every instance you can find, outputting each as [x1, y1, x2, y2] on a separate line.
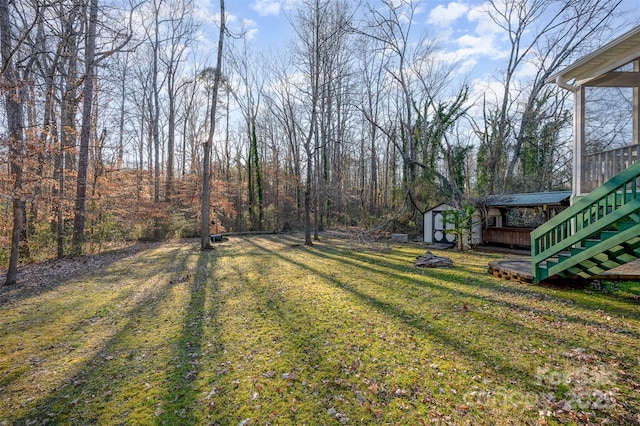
[531, 161, 640, 284]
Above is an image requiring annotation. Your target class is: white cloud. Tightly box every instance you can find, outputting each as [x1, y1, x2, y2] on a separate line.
[245, 28, 259, 40]
[430, 32, 505, 75]
[425, 1, 508, 77]
[413, 5, 427, 15]
[458, 58, 478, 75]
[441, 54, 477, 76]
[251, 0, 302, 16]
[428, 2, 469, 26]
[467, 2, 501, 36]
[252, 0, 281, 16]
[515, 60, 540, 80]
[241, 18, 259, 41]
[467, 76, 504, 111]
[456, 33, 504, 58]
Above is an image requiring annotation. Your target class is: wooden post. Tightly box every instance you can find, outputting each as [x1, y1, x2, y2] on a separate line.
[634, 59, 639, 147]
[574, 86, 586, 197]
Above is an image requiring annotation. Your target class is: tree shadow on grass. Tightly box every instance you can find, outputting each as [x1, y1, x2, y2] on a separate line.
[242, 237, 543, 392]
[207, 259, 334, 423]
[311, 243, 640, 338]
[317, 246, 640, 348]
[10, 244, 213, 425]
[346, 244, 640, 321]
[1, 245, 190, 345]
[155, 248, 214, 425]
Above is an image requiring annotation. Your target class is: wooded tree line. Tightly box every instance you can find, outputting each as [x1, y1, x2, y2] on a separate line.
[0, 0, 632, 283]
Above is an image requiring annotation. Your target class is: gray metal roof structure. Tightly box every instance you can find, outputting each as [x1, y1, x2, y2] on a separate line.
[485, 191, 572, 207]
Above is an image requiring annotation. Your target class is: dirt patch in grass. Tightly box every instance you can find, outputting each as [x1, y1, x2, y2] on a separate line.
[1, 234, 639, 425]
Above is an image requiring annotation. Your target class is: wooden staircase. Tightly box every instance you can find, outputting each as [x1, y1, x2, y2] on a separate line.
[531, 161, 640, 284]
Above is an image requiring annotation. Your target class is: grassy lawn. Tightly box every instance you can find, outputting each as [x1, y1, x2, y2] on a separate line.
[1, 234, 639, 425]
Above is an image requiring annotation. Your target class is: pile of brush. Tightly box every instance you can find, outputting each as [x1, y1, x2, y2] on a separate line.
[415, 251, 453, 268]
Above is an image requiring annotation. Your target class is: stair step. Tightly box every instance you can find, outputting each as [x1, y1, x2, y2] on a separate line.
[543, 237, 640, 279]
[565, 265, 586, 277]
[578, 258, 600, 270]
[600, 246, 637, 264]
[537, 267, 549, 281]
[627, 213, 640, 223]
[602, 258, 622, 270]
[606, 244, 636, 260]
[585, 265, 606, 276]
[577, 270, 593, 279]
[617, 221, 638, 231]
[571, 247, 585, 256]
[530, 180, 640, 283]
[584, 239, 601, 248]
[574, 258, 606, 276]
[613, 253, 636, 264]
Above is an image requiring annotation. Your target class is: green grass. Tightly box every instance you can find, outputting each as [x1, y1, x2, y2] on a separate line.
[1, 234, 639, 425]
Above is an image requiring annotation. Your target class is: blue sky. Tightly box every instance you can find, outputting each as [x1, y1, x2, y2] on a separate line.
[188, 0, 639, 111]
[217, 0, 638, 86]
[225, 0, 493, 54]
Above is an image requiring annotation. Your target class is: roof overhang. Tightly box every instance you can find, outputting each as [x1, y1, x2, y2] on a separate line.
[423, 202, 456, 213]
[485, 191, 572, 208]
[546, 26, 640, 89]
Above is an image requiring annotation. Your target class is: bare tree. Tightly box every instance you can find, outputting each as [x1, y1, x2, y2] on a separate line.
[151, 0, 162, 203]
[201, 0, 225, 250]
[356, 0, 467, 223]
[475, 0, 625, 194]
[161, 0, 197, 202]
[71, 0, 99, 255]
[355, 35, 387, 216]
[291, 0, 335, 246]
[228, 41, 265, 230]
[287, 0, 357, 242]
[362, 0, 422, 214]
[71, 0, 134, 254]
[1, 0, 29, 285]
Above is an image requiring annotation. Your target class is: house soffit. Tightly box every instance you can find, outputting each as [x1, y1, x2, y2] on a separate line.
[546, 26, 640, 87]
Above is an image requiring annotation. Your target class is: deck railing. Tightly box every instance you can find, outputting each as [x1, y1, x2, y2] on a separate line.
[531, 159, 640, 283]
[583, 144, 639, 193]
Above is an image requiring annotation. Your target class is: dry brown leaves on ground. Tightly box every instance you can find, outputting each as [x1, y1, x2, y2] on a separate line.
[0, 242, 159, 303]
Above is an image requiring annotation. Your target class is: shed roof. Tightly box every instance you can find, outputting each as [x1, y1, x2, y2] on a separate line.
[424, 202, 456, 213]
[486, 191, 571, 207]
[546, 26, 640, 87]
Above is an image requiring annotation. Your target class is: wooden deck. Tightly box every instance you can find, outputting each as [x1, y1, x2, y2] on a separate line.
[488, 258, 640, 283]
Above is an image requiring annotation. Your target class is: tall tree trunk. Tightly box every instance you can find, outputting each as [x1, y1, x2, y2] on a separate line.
[71, 0, 98, 255]
[1, 0, 26, 285]
[251, 119, 263, 230]
[247, 121, 254, 228]
[53, 120, 65, 258]
[117, 53, 128, 170]
[201, 0, 225, 250]
[165, 73, 175, 202]
[56, 7, 81, 258]
[152, 0, 161, 203]
[304, 148, 313, 246]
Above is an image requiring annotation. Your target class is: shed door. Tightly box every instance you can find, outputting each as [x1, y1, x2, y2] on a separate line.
[432, 211, 456, 244]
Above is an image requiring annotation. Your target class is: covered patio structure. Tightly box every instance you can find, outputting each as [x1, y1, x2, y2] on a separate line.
[493, 25, 640, 282]
[547, 26, 640, 197]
